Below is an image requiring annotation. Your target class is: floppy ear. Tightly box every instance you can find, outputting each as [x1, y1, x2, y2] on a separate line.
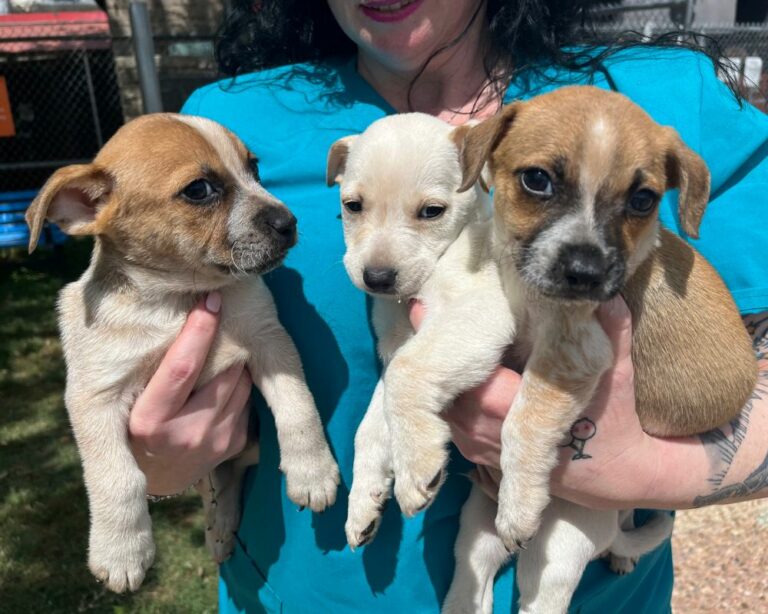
[456, 102, 520, 193]
[664, 128, 710, 239]
[25, 164, 112, 253]
[326, 135, 358, 187]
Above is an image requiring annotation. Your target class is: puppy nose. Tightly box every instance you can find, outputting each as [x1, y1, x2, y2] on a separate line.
[257, 207, 297, 243]
[363, 267, 398, 293]
[557, 244, 606, 293]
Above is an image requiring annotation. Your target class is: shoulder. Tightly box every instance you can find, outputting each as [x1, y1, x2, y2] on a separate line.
[180, 60, 353, 136]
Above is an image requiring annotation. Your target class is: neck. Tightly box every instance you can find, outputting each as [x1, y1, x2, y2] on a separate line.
[357, 6, 502, 123]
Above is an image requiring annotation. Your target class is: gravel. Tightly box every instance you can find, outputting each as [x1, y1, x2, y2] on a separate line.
[672, 499, 768, 611]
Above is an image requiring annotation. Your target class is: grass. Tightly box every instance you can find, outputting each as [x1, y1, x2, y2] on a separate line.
[0, 240, 217, 613]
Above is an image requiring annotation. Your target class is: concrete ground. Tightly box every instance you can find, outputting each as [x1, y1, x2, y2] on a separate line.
[672, 499, 768, 611]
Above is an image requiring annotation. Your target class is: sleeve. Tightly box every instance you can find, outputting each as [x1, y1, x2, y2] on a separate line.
[684, 53, 768, 315]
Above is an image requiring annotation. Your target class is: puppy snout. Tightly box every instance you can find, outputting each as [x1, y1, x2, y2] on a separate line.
[363, 267, 398, 294]
[255, 206, 297, 246]
[555, 244, 606, 294]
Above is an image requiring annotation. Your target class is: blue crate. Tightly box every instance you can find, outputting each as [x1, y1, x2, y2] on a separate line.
[0, 190, 68, 249]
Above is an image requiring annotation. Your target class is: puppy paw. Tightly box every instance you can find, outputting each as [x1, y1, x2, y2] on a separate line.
[609, 554, 638, 576]
[88, 528, 155, 593]
[284, 449, 340, 512]
[494, 503, 540, 553]
[393, 461, 447, 517]
[346, 485, 391, 549]
[204, 496, 240, 564]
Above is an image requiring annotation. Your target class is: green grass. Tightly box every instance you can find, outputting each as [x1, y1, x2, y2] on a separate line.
[0, 241, 217, 613]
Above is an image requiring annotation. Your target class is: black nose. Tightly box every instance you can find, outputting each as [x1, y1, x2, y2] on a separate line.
[363, 267, 397, 293]
[257, 206, 297, 244]
[555, 244, 606, 294]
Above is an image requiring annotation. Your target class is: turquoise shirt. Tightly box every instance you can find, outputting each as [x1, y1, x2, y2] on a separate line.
[182, 48, 768, 613]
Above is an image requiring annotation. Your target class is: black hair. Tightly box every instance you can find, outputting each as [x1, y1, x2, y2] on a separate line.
[215, 0, 741, 104]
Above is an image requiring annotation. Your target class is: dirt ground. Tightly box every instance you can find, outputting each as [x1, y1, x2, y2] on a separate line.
[672, 499, 768, 611]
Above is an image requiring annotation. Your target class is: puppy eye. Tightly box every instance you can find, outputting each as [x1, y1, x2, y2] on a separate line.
[418, 203, 446, 220]
[520, 168, 553, 197]
[181, 179, 218, 203]
[627, 189, 658, 215]
[344, 200, 363, 214]
[248, 158, 261, 183]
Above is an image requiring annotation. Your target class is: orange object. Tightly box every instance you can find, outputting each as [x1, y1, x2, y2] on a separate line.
[0, 76, 14, 138]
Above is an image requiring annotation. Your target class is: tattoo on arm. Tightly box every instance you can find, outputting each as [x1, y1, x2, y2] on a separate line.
[693, 315, 768, 506]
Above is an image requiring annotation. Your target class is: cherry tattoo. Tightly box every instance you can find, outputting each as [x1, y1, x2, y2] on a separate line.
[561, 417, 597, 460]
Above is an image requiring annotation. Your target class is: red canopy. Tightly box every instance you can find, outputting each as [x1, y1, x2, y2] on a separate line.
[0, 11, 110, 53]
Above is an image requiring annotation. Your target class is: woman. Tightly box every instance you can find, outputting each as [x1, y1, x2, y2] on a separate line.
[128, 1, 768, 611]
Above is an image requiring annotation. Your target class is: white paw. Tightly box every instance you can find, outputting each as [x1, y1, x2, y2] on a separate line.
[88, 527, 155, 593]
[345, 483, 391, 549]
[393, 454, 447, 517]
[283, 449, 340, 512]
[494, 501, 540, 552]
[609, 555, 638, 576]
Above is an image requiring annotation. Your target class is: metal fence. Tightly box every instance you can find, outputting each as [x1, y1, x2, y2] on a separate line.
[593, 1, 768, 111]
[0, 17, 124, 192]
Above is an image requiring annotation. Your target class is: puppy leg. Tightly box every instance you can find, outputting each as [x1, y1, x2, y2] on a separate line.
[69, 394, 155, 593]
[385, 307, 513, 516]
[517, 499, 616, 614]
[197, 443, 259, 563]
[609, 510, 638, 575]
[346, 380, 394, 548]
[250, 327, 339, 512]
[496, 316, 610, 550]
[442, 484, 510, 614]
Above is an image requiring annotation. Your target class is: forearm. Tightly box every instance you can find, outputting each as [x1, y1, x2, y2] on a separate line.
[652, 360, 768, 509]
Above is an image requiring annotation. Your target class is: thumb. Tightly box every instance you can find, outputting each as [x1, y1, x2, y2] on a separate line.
[596, 295, 633, 365]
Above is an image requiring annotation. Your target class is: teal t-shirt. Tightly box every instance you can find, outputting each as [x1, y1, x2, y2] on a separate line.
[181, 48, 768, 613]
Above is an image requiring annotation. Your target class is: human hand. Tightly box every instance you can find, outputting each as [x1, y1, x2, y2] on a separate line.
[409, 296, 660, 510]
[128, 293, 252, 496]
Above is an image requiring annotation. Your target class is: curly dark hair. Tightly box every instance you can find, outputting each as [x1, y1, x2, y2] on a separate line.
[215, 0, 739, 105]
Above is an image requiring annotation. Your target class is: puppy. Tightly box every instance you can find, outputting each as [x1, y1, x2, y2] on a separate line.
[25, 114, 340, 593]
[326, 113, 515, 544]
[443, 86, 757, 612]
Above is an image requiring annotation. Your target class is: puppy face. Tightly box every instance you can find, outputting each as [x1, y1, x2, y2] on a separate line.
[327, 113, 489, 298]
[459, 86, 710, 302]
[26, 114, 296, 284]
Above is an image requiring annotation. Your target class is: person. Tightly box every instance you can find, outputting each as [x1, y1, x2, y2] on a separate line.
[127, 1, 768, 612]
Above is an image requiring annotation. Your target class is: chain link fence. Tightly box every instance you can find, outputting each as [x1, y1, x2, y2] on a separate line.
[0, 14, 124, 192]
[593, 1, 768, 111]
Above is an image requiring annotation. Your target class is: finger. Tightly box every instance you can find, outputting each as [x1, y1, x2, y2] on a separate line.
[408, 299, 426, 331]
[446, 366, 521, 422]
[596, 295, 633, 364]
[139, 293, 222, 422]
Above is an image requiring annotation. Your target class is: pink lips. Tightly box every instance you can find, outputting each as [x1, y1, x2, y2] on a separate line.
[359, 0, 425, 23]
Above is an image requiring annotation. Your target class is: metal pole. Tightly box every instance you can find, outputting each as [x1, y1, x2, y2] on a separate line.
[129, 1, 163, 114]
[683, 0, 695, 29]
[81, 50, 104, 147]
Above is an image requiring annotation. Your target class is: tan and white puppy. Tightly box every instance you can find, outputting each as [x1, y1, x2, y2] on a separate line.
[443, 86, 757, 612]
[327, 113, 514, 542]
[26, 114, 339, 593]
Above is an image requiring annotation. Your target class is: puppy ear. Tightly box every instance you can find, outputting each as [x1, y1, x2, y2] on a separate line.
[25, 164, 112, 253]
[456, 103, 519, 193]
[326, 135, 358, 187]
[664, 128, 710, 240]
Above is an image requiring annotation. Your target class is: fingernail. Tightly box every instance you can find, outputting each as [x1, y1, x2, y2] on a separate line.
[205, 291, 221, 314]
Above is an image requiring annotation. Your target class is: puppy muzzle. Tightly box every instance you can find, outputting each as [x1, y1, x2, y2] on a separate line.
[543, 243, 625, 302]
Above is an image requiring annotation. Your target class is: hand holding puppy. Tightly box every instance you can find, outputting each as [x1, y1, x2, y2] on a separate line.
[129, 293, 252, 496]
[409, 296, 662, 510]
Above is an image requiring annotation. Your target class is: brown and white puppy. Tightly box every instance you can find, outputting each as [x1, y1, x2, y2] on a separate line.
[26, 114, 339, 593]
[443, 86, 757, 612]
